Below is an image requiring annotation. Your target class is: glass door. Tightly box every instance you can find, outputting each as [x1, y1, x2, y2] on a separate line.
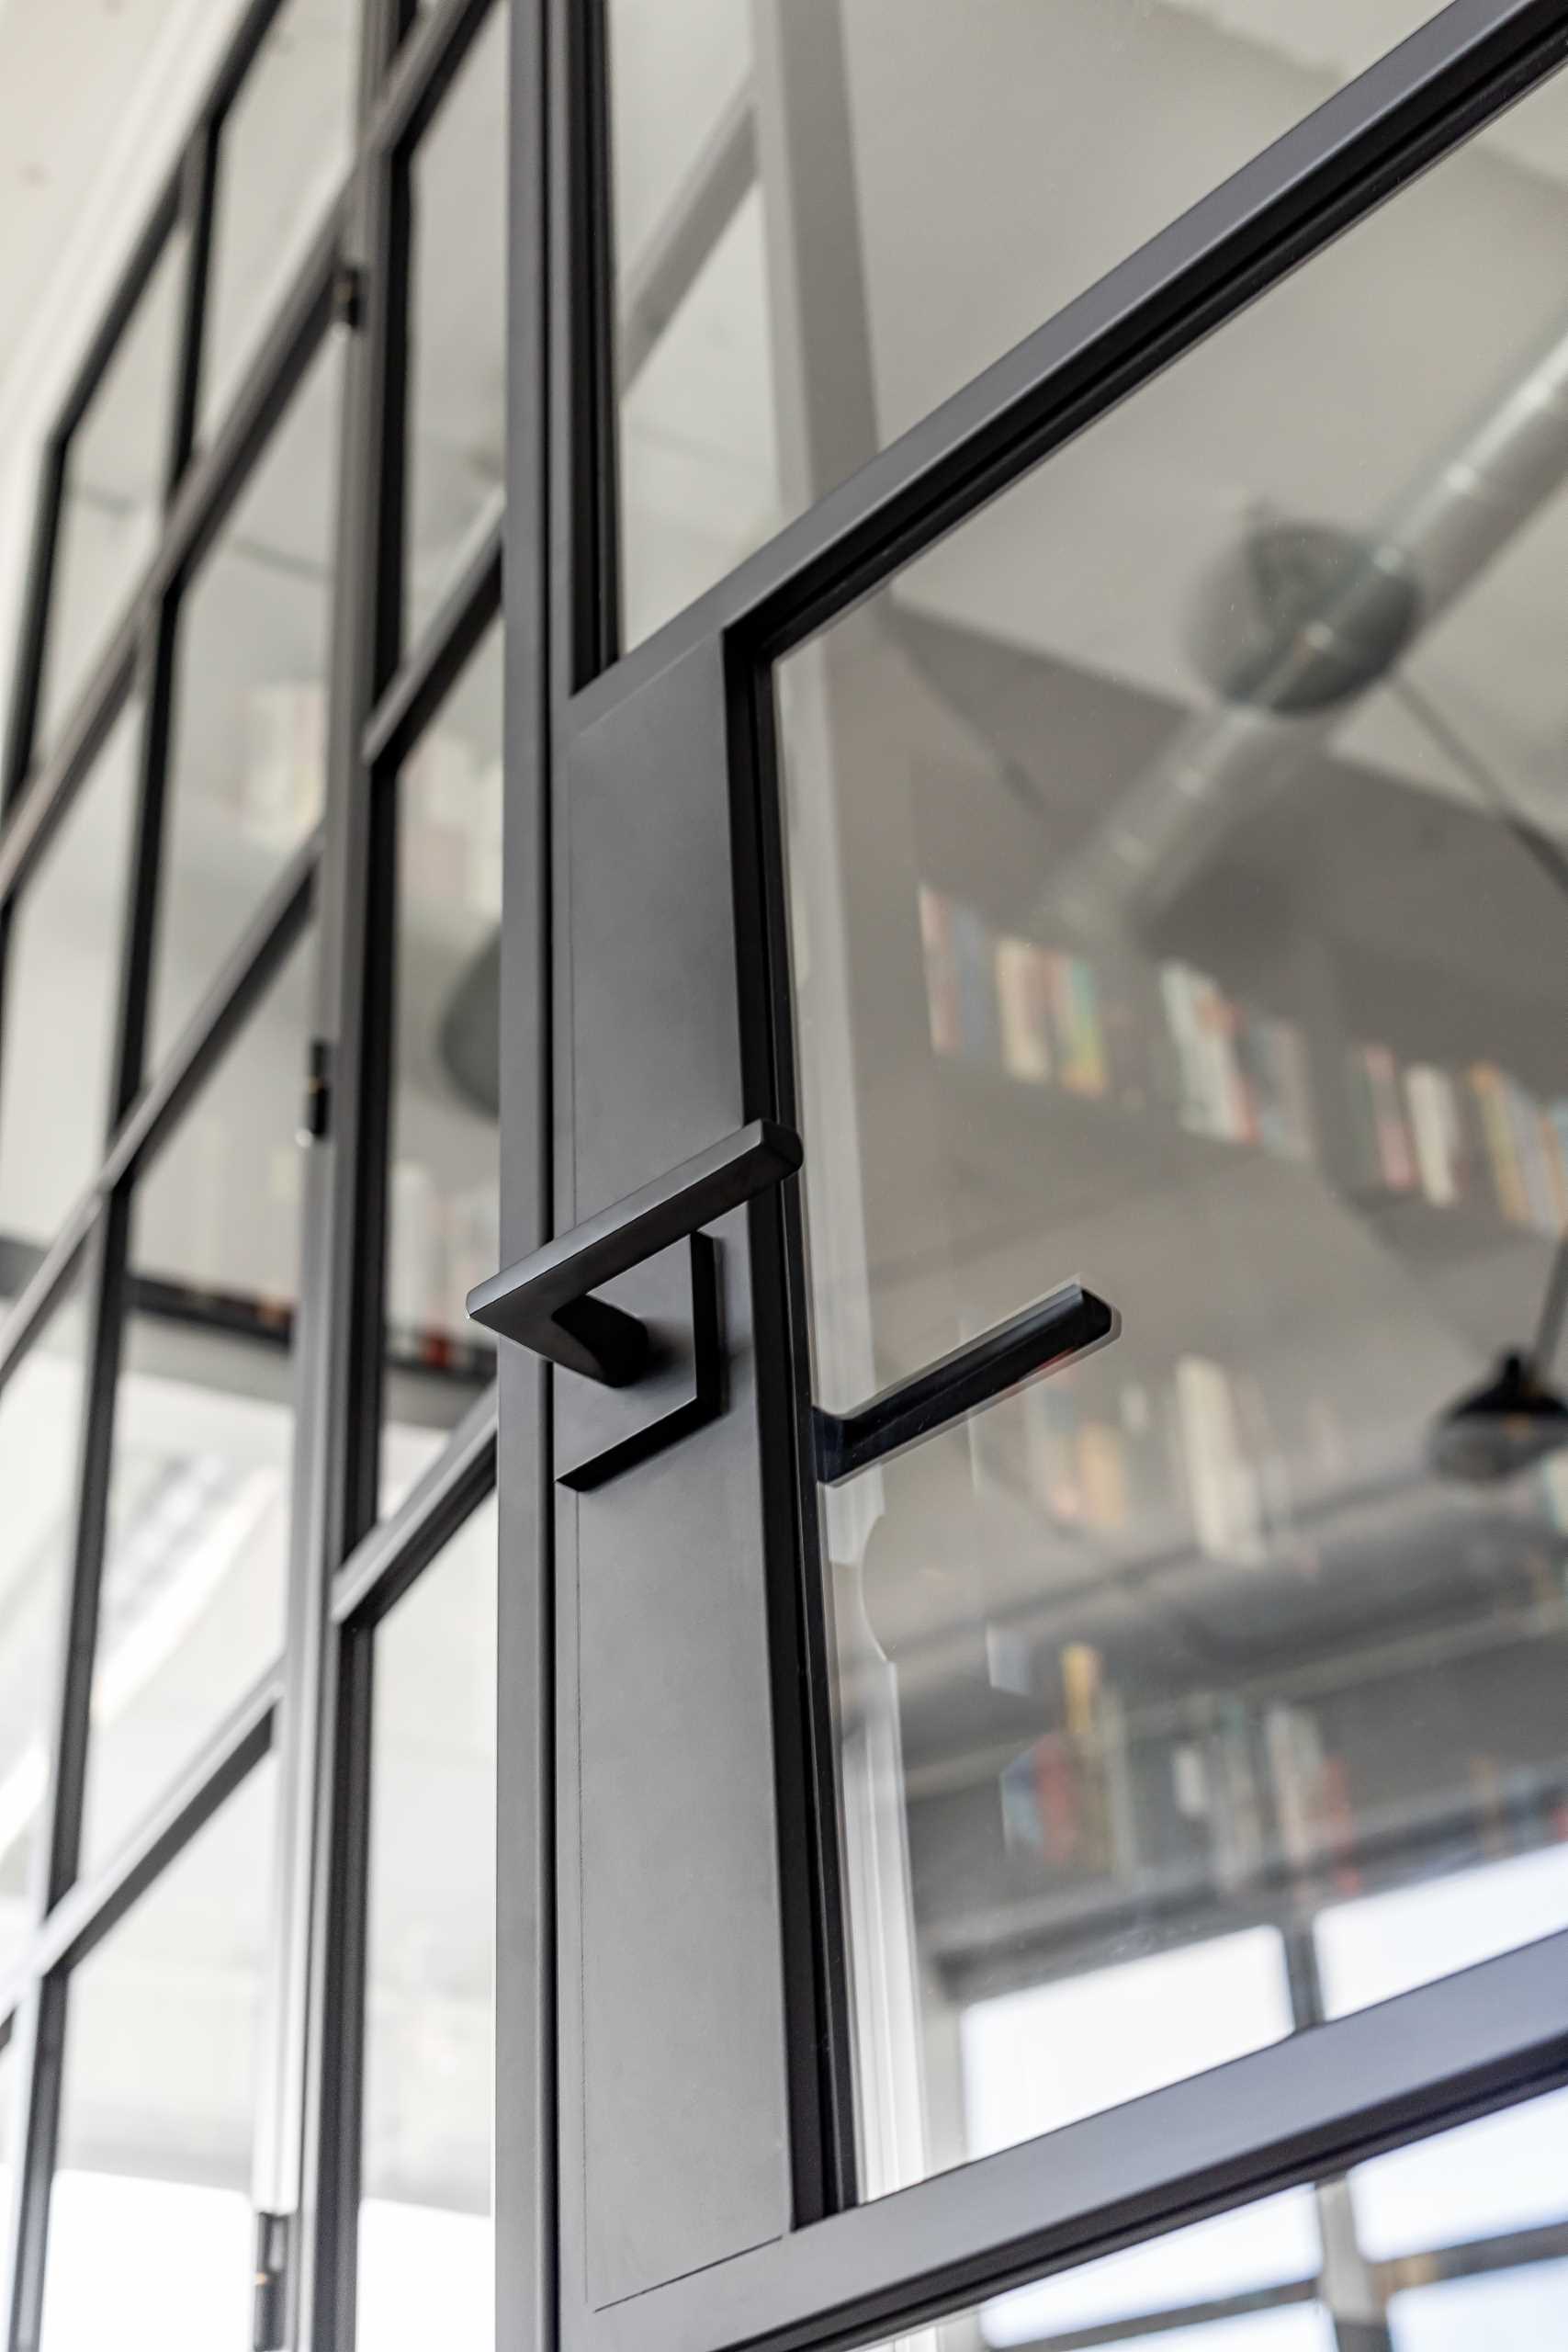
[495, 3, 1568, 2352]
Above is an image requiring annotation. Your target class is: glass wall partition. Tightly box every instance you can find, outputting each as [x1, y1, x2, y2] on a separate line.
[0, 4, 507, 2347]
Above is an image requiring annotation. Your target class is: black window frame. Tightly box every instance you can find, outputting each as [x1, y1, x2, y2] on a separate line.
[0, 3, 510, 2347]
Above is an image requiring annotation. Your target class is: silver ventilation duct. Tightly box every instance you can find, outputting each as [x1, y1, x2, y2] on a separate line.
[1043, 321, 1568, 937]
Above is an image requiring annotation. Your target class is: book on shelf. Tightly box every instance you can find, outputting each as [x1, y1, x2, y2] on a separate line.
[920, 888, 1314, 1158]
[919, 882, 1567, 1238]
[1174, 1353, 1266, 1566]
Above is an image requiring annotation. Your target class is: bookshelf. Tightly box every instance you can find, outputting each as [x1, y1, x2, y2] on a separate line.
[793, 600, 1568, 2023]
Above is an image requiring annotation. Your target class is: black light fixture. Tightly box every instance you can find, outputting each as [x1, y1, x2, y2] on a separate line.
[1429, 1238, 1568, 1482]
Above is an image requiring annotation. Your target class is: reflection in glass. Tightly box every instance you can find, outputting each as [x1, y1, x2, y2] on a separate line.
[34, 232, 183, 763]
[775, 67, 1568, 2196]
[1389, 2263, 1568, 2349]
[0, 2038, 13, 2206]
[79, 929, 312, 1873]
[39, 1762, 276, 2352]
[153, 337, 342, 1071]
[0, 698, 140, 1254]
[402, 3, 507, 649]
[975, 2092, 1565, 2351]
[380, 626, 502, 1513]
[199, 0, 359, 442]
[607, 0, 1447, 650]
[358, 1496, 495, 2347]
[0, 1290, 87, 1976]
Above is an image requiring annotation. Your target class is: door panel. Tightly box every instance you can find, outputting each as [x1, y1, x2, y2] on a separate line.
[532, 6, 1568, 2349]
[557, 638, 793, 2310]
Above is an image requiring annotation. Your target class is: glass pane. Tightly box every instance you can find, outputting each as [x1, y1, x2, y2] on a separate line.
[931, 2092, 1565, 2352]
[402, 2, 507, 649]
[0, 698, 141, 1255]
[608, 0, 1450, 651]
[199, 0, 360, 443]
[774, 66, 1568, 2197]
[152, 336, 342, 1073]
[0, 1288, 87, 1975]
[39, 1760, 276, 2352]
[381, 625, 501, 1512]
[35, 232, 184, 763]
[80, 927, 312, 1874]
[0, 2038, 14, 2206]
[1389, 2264, 1568, 2349]
[357, 1494, 495, 2346]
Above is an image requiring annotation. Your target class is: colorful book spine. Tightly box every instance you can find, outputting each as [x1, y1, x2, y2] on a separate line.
[1362, 1043, 1417, 1191]
[1471, 1064, 1530, 1224]
[1404, 1064, 1461, 1206]
[994, 935, 1053, 1082]
[1176, 1354, 1264, 1565]
[918, 886, 961, 1056]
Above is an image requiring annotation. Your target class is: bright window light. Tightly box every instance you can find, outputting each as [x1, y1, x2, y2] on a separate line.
[960, 1924, 1293, 2160]
[1314, 1844, 1568, 2018]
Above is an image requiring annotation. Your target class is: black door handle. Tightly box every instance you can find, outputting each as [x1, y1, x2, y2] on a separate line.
[814, 1280, 1119, 1486]
[467, 1118, 802, 1382]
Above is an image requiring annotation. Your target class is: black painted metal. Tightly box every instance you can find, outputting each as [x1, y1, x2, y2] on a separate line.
[0, 1, 525, 2346]
[545, 8, 1568, 2352]
[554, 1231, 722, 1491]
[814, 1281, 1121, 1486]
[469, 1117, 802, 1379]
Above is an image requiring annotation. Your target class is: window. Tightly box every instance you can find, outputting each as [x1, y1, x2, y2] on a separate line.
[775, 57, 1568, 2195]
[80, 925, 314, 1875]
[39, 1761, 277, 2352]
[0, 1287, 88, 1976]
[0, 4, 508, 2345]
[0, 696, 141, 1254]
[357, 1494, 496, 2347]
[606, 0, 1454, 650]
[199, 0, 361, 445]
[977, 2088, 1565, 2348]
[379, 621, 502, 1513]
[31, 232, 184, 767]
[400, 2, 508, 650]
[151, 334, 342, 1072]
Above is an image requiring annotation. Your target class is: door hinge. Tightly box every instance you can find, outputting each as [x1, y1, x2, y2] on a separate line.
[252, 2211, 290, 2352]
[299, 1037, 332, 1144]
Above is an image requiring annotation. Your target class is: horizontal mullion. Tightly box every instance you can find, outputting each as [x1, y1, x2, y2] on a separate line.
[0, 829, 319, 1403]
[568, 0, 1568, 740]
[101, 825, 321, 1192]
[153, 208, 344, 602]
[0, 633, 141, 911]
[54, 174, 185, 447]
[603, 1933, 1568, 2352]
[367, 0, 499, 160]
[362, 500, 503, 772]
[0, 222, 342, 919]
[0, 1208, 98, 1400]
[0, 1659, 277, 2018]
[332, 1378, 498, 1628]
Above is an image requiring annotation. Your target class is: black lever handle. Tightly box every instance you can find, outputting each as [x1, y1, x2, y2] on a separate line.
[814, 1280, 1119, 1486]
[467, 1118, 802, 1383]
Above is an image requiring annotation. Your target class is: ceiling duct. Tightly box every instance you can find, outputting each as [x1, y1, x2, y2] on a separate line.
[1043, 321, 1568, 937]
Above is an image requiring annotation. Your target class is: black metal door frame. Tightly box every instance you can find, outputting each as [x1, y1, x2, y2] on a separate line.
[500, 4, 1568, 2352]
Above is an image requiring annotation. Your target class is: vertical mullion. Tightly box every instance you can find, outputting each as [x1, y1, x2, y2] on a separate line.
[164, 123, 220, 504]
[0, 438, 66, 822]
[0, 570, 177, 2352]
[304, 1623, 377, 2352]
[495, 0, 555, 2349]
[256, 0, 410, 2340]
[565, 0, 617, 686]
